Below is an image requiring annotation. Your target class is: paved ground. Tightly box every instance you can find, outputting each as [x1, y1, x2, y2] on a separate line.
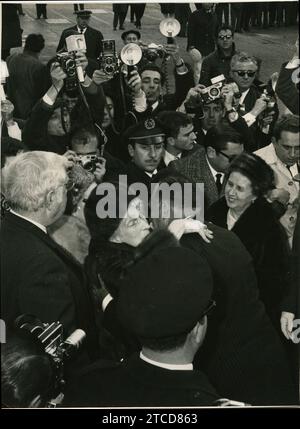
[11, 2, 299, 82]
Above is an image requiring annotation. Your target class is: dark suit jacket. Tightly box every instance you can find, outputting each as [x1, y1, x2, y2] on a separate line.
[170, 146, 225, 208]
[63, 353, 220, 407]
[207, 197, 292, 329]
[57, 25, 103, 60]
[1, 212, 100, 361]
[187, 9, 218, 56]
[276, 61, 299, 115]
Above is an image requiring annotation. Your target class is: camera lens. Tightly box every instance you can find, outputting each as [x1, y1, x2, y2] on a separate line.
[209, 87, 220, 98]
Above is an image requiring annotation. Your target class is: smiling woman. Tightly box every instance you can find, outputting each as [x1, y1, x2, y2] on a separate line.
[207, 152, 291, 330]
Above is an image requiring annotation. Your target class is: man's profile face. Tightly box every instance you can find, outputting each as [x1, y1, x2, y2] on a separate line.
[230, 61, 257, 92]
[173, 124, 196, 152]
[141, 70, 162, 104]
[201, 102, 224, 130]
[207, 141, 244, 173]
[128, 142, 164, 173]
[273, 131, 300, 167]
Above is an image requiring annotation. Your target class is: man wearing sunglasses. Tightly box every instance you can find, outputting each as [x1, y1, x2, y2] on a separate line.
[170, 123, 244, 208]
[200, 25, 237, 86]
[230, 52, 277, 150]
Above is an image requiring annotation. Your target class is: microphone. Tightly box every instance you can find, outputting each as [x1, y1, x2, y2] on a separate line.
[65, 34, 87, 83]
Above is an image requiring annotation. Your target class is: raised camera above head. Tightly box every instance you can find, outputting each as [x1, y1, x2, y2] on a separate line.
[56, 52, 78, 94]
[142, 43, 166, 63]
[201, 74, 226, 104]
[98, 39, 119, 76]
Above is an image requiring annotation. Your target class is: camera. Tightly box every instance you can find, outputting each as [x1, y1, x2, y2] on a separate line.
[15, 314, 86, 405]
[75, 154, 101, 173]
[99, 39, 119, 76]
[201, 74, 226, 104]
[142, 43, 166, 63]
[56, 52, 78, 93]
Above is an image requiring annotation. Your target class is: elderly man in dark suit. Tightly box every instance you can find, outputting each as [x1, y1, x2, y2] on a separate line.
[170, 124, 244, 208]
[57, 10, 103, 60]
[1, 151, 101, 366]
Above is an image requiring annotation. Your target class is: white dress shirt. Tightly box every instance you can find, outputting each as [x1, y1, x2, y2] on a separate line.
[206, 156, 225, 184]
[10, 210, 47, 234]
[140, 352, 193, 371]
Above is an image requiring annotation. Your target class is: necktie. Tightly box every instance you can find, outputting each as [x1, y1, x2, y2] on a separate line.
[286, 165, 293, 178]
[215, 173, 223, 194]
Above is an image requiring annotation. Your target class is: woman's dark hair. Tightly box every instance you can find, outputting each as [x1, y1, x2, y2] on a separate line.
[227, 152, 275, 197]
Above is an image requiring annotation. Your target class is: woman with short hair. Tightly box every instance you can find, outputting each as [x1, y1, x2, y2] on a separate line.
[207, 152, 291, 330]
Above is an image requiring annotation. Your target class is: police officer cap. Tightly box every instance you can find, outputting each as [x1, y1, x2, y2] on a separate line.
[121, 30, 141, 41]
[125, 118, 165, 146]
[117, 246, 213, 339]
[74, 9, 92, 18]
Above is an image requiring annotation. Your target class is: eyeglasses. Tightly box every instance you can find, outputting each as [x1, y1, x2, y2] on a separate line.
[218, 151, 237, 162]
[218, 35, 232, 40]
[232, 70, 256, 77]
[200, 300, 216, 319]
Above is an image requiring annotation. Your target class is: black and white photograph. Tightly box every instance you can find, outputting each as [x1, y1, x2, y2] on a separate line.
[0, 0, 299, 412]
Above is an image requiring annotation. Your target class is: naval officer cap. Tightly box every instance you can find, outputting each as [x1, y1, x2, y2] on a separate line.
[117, 246, 214, 339]
[125, 118, 165, 146]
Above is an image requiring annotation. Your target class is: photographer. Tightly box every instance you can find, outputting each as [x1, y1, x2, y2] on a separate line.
[178, 81, 252, 150]
[23, 52, 105, 155]
[229, 52, 278, 150]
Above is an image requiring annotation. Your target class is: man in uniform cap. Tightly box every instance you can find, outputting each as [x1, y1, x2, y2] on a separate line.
[57, 10, 103, 60]
[120, 118, 165, 189]
[63, 246, 228, 407]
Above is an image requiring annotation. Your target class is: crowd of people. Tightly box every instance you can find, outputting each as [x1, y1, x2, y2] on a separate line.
[1, 3, 299, 408]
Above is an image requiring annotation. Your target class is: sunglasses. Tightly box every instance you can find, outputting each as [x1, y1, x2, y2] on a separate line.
[218, 35, 232, 40]
[232, 70, 256, 77]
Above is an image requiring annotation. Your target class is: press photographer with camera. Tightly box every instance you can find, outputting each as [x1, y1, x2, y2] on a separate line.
[23, 51, 105, 155]
[229, 52, 278, 150]
[177, 79, 252, 149]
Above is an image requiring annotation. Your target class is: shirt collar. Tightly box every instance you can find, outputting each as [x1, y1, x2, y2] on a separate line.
[140, 352, 193, 371]
[239, 88, 250, 105]
[10, 210, 47, 234]
[206, 156, 225, 181]
[164, 150, 182, 166]
[151, 101, 159, 111]
[77, 26, 87, 34]
[145, 169, 158, 178]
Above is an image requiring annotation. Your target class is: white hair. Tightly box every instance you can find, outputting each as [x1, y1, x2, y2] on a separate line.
[2, 151, 68, 212]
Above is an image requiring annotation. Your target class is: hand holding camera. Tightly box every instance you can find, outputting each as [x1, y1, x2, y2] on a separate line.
[92, 69, 111, 86]
[94, 157, 106, 184]
[1, 99, 14, 123]
[126, 69, 142, 95]
[164, 43, 180, 63]
[50, 62, 67, 91]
